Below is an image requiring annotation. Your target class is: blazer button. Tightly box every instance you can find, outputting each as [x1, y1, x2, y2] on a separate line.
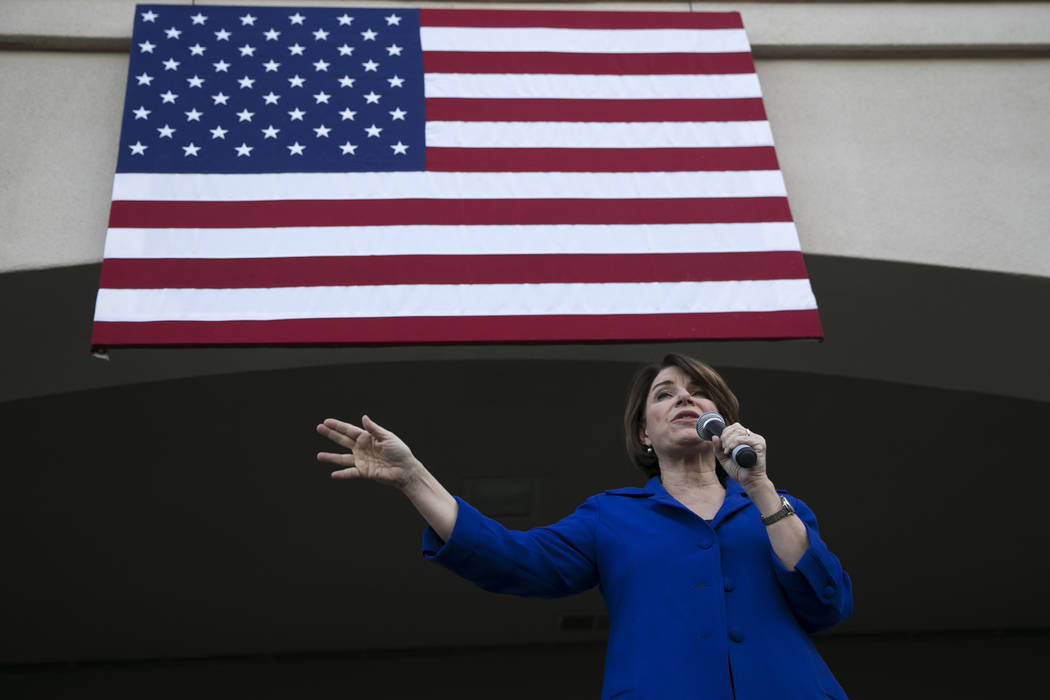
[822, 584, 836, 599]
[697, 536, 713, 549]
[729, 628, 745, 643]
[723, 578, 736, 592]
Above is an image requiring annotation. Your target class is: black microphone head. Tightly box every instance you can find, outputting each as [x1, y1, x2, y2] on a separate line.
[696, 411, 726, 441]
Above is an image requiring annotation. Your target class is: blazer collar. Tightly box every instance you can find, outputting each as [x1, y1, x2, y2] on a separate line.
[605, 476, 752, 528]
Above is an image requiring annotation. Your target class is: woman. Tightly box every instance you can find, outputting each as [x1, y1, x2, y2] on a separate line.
[316, 354, 852, 699]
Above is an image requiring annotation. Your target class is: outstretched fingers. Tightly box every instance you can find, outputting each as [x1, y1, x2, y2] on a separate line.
[361, 414, 392, 438]
[316, 418, 364, 448]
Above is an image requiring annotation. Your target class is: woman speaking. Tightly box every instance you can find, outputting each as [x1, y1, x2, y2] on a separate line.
[316, 353, 852, 699]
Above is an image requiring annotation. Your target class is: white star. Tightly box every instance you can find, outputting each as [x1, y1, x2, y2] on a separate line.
[165, 27, 181, 40]
[338, 75, 356, 88]
[385, 14, 401, 26]
[337, 14, 354, 26]
[188, 43, 206, 56]
[236, 109, 255, 122]
[337, 44, 354, 57]
[386, 44, 402, 57]
[214, 29, 232, 41]
[361, 29, 377, 41]
[183, 142, 201, 156]
[235, 142, 254, 157]
[313, 29, 329, 41]
[264, 28, 280, 41]
[238, 76, 256, 89]
[140, 10, 158, 23]
[390, 141, 408, 155]
[240, 14, 257, 26]
[213, 60, 230, 72]
[210, 125, 228, 139]
[288, 43, 305, 56]
[363, 91, 381, 104]
[288, 74, 306, 87]
[138, 40, 156, 53]
[159, 90, 178, 103]
[185, 108, 203, 121]
[365, 123, 382, 137]
[288, 141, 306, 155]
[211, 92, 230, 105]
[129, 141, 148, 155]
[133, 106, 151, 119]
[263, 59, 280, 72]
[157, 124, 175, 138]
[190, 13, 207, 26]
[135, 72, 154, 86]
[339, 108, 356, 121]
[289, 13, 306, 25]
[313, 124, 331, 138]
[261, 125, 280, 139]
[388, 107, 406, 120]
[162, 58, 180, 71]
[262, 91, 280, 105]
[339, 141, 357, 154]
[288, 107, 306, 121]
[239, 44, 256, 57]
[387, 75, 404, 88]
[313, 91, 331, 104]
[187, 75, 205, 88]
[361, 59, 379, 72]
[313, 59, 330, 72]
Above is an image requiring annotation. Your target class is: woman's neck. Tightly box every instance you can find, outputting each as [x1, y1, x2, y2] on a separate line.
[658, 455, 724, 495]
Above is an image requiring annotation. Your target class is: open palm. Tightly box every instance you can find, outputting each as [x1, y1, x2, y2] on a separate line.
[316, 416, 421, 488]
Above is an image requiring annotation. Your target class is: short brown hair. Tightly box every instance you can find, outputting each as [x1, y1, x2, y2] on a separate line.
[623, 354, 741, 479]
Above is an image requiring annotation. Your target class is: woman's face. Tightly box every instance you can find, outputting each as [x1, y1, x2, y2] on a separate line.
[642, 365, 720, 455]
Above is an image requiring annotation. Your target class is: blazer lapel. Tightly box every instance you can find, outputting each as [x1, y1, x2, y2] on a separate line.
[711, 480, 752, 529]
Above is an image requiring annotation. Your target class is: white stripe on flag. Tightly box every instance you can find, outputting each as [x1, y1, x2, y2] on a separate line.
[94, 280, 818, 322]
[102, 223, 803, 259]
[419, 27, 752, 54]
[425, 121, 774, 149]
[423, 73, 762, 100]
[110, 170, 786, 202]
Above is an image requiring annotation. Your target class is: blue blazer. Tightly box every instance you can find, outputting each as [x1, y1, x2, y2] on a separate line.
[423, 476, 852, 699]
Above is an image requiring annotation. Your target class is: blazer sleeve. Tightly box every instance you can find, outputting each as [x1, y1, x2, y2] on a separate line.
[422, 495, 599, 598]
[770, 494, 854, 633]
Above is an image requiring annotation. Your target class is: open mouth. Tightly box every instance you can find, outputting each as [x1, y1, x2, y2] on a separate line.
[674, 411, 700, 421]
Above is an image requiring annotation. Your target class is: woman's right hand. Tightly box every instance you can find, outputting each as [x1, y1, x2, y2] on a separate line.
[316, 415, 423, 490]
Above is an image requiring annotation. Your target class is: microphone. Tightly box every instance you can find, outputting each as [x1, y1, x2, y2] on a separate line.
[695, 412, 757, 468]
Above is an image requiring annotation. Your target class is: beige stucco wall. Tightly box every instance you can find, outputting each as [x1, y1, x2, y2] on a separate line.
[3, 1, 1049, 278]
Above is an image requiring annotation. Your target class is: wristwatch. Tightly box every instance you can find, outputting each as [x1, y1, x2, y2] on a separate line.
[760, 495, 795, 526]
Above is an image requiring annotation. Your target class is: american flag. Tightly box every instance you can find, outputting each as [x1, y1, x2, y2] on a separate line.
[91, 5, 822, 348]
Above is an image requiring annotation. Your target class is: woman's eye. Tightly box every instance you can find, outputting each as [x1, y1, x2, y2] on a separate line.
[692, 390, 707, 397]
[656, 391, 671, 399]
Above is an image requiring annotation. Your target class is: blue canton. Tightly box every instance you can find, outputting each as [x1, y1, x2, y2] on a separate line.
[117, 5, 425, 173]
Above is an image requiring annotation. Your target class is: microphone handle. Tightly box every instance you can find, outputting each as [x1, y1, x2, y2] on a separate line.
[702, 416, 758, 468]
[730, 444, 758, 469]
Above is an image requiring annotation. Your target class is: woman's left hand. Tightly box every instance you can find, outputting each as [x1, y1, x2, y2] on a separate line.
[712, 423, 768, 488]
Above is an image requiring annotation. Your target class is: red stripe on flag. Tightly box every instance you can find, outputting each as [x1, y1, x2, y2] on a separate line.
[109, 198, 793, 229]
[91, 309, 822, 348]
[424, 97, 766, 122]
[422, 51, 756, 75]
[98, 252, 809, 289]
[420, 9, 744, 30]
[425, 147, 779, 172]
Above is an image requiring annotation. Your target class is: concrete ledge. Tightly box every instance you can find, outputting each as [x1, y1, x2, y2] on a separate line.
[2, 256, 1048, 404]
[4, 2, 1050, 55]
